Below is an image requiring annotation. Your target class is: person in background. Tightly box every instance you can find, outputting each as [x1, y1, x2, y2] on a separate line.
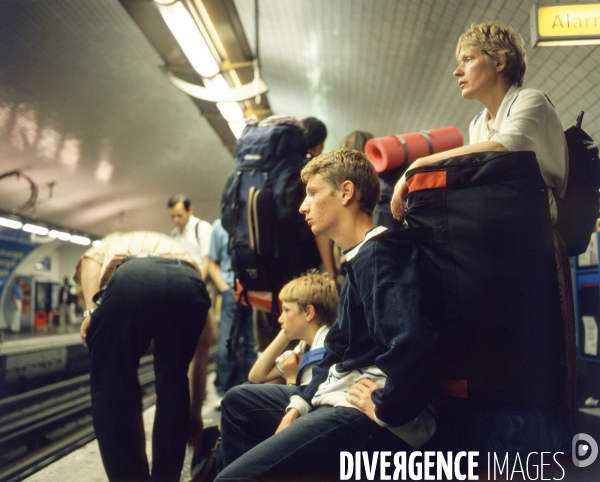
[58, 276, 72, 329]
[167, 194, 215, 427]
[11, 278, 23, 333]
[207, 218, 256, 398]
[341, 130, 373, 152]
[76, 231, 211, 482]
[301, 116, 328, 158]
[168, 194, 212, 281]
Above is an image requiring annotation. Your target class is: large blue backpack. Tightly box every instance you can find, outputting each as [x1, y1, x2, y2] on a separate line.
[221, 122, 319, 296]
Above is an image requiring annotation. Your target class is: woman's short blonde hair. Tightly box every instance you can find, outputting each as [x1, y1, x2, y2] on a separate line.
[456, 21, 527, 87]
[279, 270, 339, 327]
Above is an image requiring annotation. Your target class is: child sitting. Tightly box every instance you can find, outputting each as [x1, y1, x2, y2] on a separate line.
[248, 270, 338, 386]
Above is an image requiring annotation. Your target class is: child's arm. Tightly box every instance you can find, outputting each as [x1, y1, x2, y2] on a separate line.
[248, 330, 290, 383]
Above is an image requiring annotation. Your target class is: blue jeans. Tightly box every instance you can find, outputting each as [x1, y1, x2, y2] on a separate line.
[215, 289, 256, 397]
[216, 384, 413, 481]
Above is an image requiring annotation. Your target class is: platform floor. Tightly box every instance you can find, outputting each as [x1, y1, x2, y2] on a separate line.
[23, 371, 222, 482]
[0, 324, 82, 356]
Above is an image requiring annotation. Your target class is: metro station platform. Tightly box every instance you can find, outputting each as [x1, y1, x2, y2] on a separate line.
[0, 324, 83, 357]
[22, 372, 222, 482]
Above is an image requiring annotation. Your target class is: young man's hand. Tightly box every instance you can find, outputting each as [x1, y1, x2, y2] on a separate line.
[345, 379, 380, 421]
[275, 408, 300, 434]
[390, 173, 408, 221]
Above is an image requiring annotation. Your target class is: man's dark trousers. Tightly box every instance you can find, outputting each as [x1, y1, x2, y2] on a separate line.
[87, 257, 210, 482]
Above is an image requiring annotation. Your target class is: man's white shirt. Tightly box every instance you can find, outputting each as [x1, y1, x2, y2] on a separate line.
[170, 215, 213, 267]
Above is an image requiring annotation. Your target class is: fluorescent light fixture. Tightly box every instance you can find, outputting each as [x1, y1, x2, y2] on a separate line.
[0, 217, 23, 229]
[203, 74, 229, 92]
[23, 223, 49, 235]
[157, 1, 220, 78]
[92, 240, 103, 248]
[70, 235, 91, 246]
[229, 121, 246, 139]
[49, 229, 73, 241]
[531, 3, 600, 47]
[217, 102, 244, 122]
[166, 71, 268, 103]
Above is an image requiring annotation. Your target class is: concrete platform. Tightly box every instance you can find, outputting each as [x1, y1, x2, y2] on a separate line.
[23, 372, 222, 482]
[0, 325, 82, 357]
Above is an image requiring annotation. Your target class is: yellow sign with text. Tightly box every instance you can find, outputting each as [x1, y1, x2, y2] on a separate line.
[537, 4, 600, 37]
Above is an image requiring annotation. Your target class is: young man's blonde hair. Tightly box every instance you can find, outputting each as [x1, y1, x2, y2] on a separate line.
[278, 270, 338, 327]
[456, 21, 527, 87]
[300, 148, 381, 216]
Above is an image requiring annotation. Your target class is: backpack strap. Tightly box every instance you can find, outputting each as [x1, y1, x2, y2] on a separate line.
[472, 112, 483, 126]
[295, 347, 326, 385]
[226, 288, 252, 361]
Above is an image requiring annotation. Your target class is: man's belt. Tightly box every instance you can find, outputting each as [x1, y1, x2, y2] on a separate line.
[125, 254, 196, 271]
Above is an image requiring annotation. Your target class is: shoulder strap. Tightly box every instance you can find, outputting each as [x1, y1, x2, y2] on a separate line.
[295, 347, 326, 384]
[473, 112, 483, 126]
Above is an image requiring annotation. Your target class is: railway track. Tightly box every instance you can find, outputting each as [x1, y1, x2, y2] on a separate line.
[0, 355, 156, 482]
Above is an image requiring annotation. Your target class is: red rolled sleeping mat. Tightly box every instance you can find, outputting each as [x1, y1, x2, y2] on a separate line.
[365, 126, 464, 173]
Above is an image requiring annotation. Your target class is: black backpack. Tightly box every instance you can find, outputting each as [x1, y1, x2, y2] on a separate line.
[221, 121, 320, 297]
[474, 104, 600, 256]
[405, 151, 566, 409]
[554, 111, 600, 256]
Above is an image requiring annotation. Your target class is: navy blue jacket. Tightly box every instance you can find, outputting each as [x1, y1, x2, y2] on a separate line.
[298, 228, 442, 427]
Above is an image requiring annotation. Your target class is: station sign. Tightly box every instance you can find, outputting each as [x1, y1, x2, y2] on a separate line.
[531, 3, 600, 46]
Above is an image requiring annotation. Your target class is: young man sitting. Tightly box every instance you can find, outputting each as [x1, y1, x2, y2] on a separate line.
[216, 149, 442, 481]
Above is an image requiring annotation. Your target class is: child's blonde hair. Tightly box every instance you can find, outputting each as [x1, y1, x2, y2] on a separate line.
[279, 270, 339, 326]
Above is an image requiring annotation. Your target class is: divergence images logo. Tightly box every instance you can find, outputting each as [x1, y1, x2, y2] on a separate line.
[572, 433, 598, 468]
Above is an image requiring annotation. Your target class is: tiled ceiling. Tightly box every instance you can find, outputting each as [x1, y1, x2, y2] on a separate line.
[234, 0, 600, 151]
[1, 0, 599, 236]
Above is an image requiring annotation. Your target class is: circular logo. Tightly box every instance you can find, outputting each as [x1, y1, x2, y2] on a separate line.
[572, 433, 598, 468]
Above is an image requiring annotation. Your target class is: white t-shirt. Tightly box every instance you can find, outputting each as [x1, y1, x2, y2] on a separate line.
[170, 215, 213, 267]
[275, 325, 329, 386]
[469, 86, 568, 223]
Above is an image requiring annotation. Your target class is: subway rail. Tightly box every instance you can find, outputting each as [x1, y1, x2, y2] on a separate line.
[0, 355, 157, 482]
